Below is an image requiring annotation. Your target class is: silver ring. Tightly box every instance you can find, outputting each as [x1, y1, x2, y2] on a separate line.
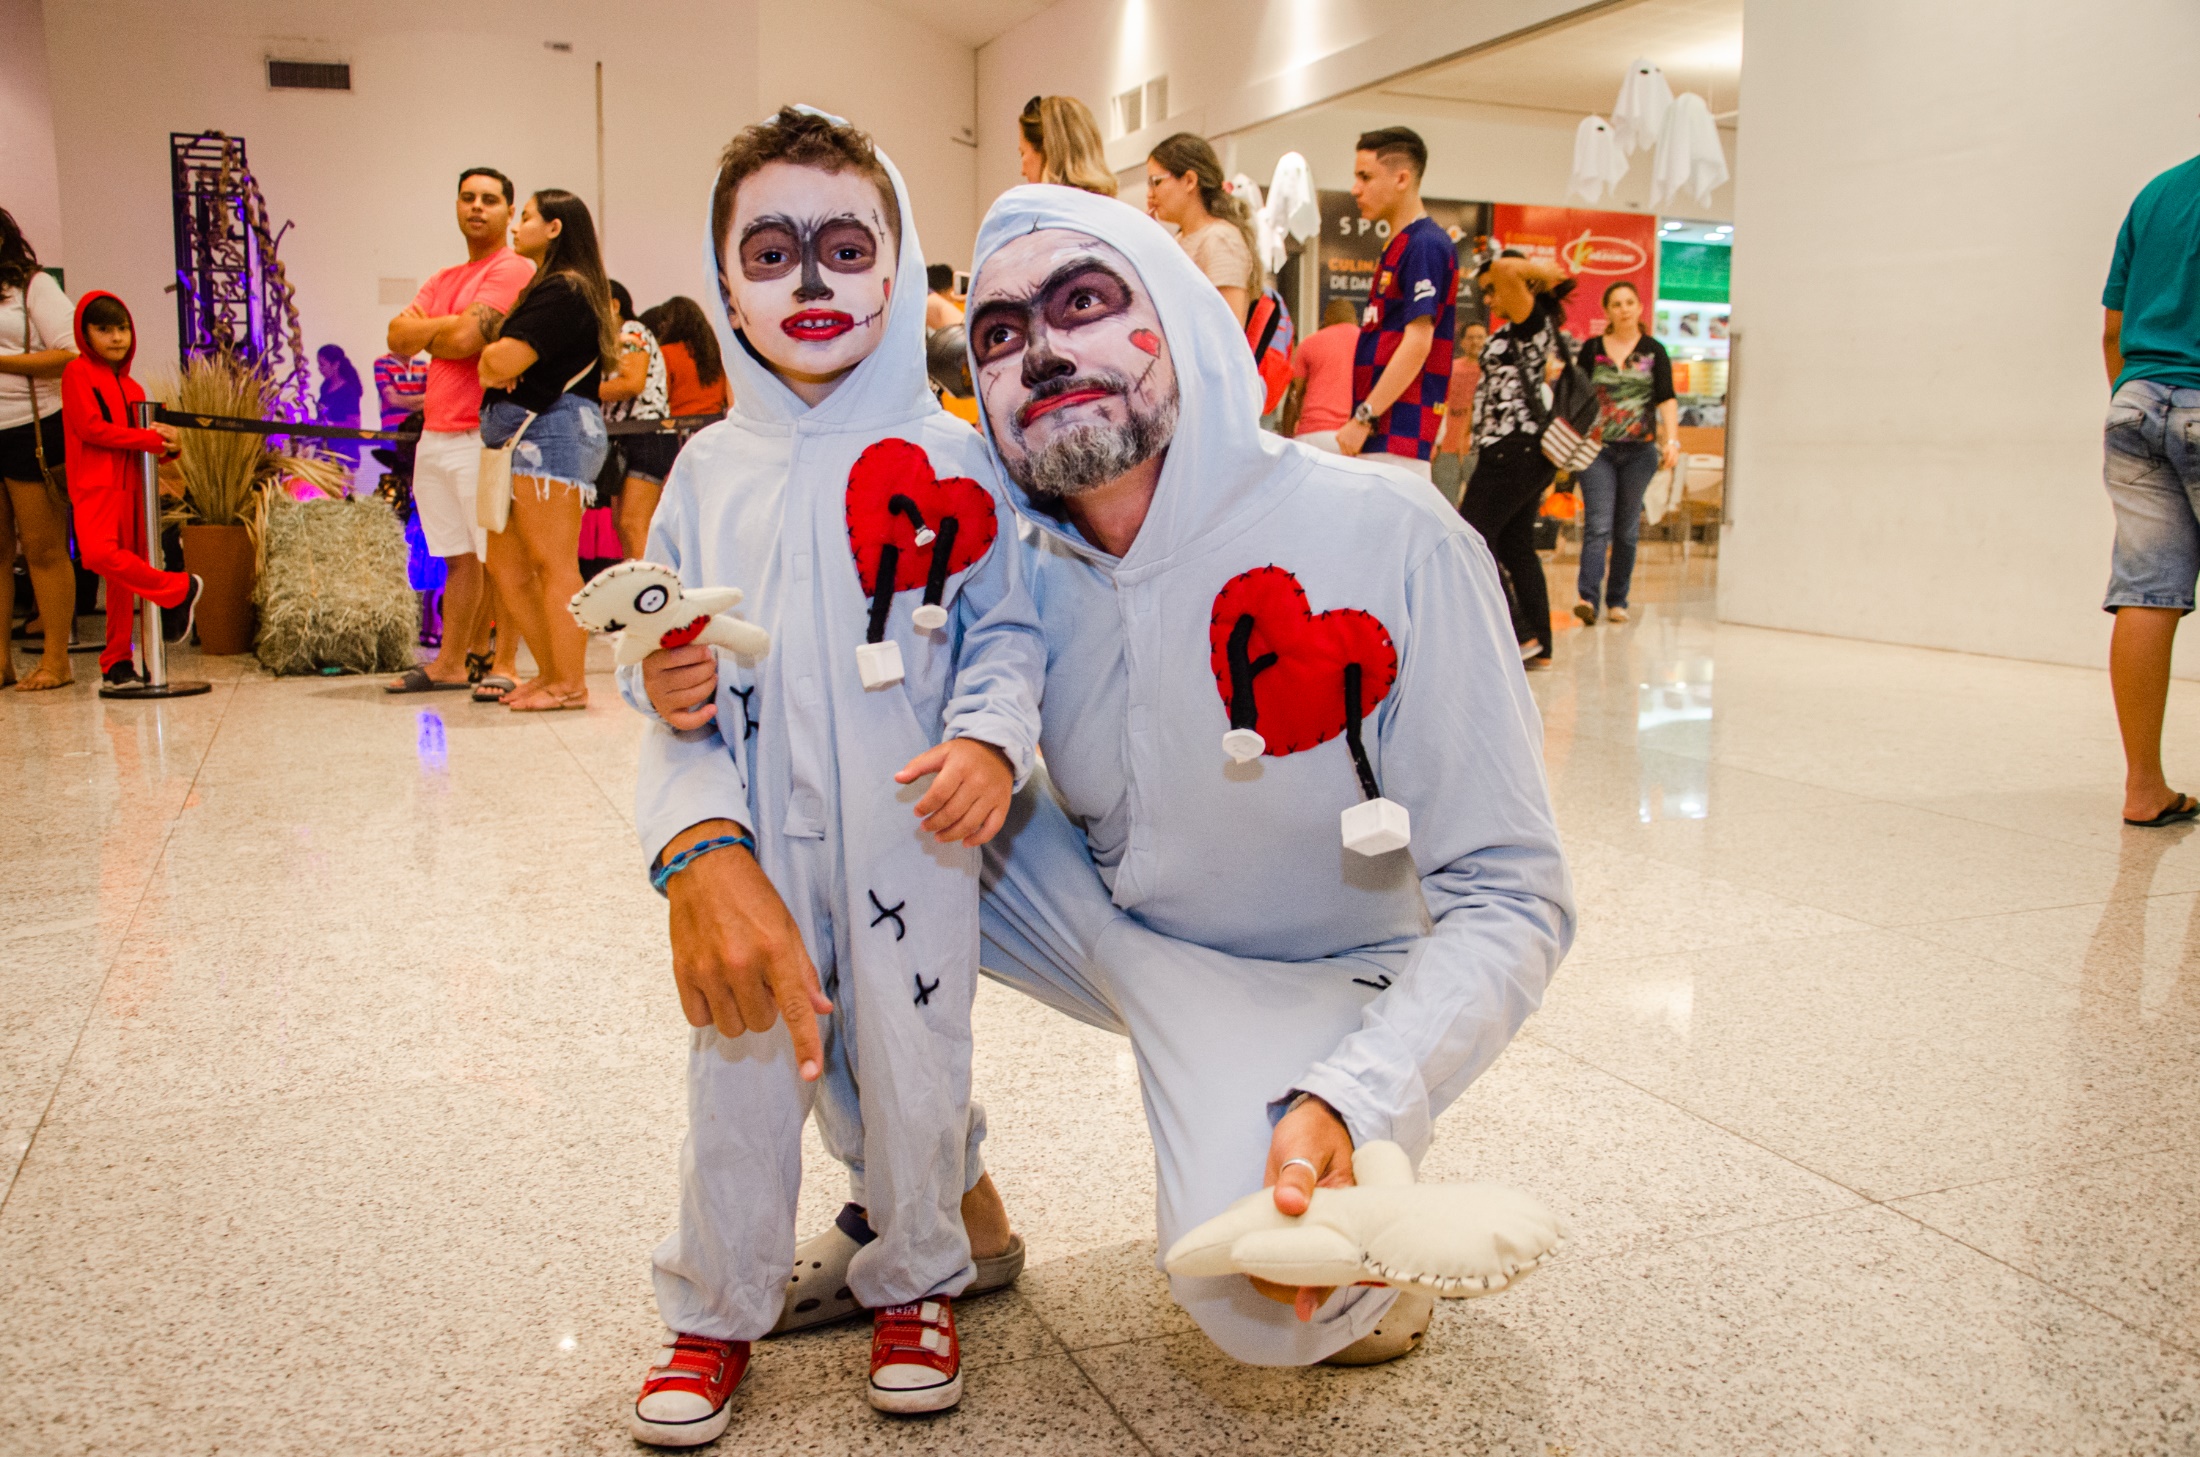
[1278, 1157, 1319, 1180]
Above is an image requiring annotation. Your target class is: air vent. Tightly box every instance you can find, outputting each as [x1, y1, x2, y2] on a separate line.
[267, 60, 350, 91]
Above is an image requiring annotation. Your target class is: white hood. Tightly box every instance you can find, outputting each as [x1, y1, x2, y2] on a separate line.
[969, 184, 1284, 575]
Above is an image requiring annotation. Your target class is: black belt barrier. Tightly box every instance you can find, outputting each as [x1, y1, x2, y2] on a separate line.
[151, 407, 727, 441]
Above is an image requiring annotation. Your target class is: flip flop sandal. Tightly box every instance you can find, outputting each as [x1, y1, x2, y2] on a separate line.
[2124, 793, 2200, 828]
[471, 675, 516, 703]
[508, 688, 588, 712]
[384, 665, 470, 695]
[771, 1205, 1027, 1336]
[464, 651, 493, 684]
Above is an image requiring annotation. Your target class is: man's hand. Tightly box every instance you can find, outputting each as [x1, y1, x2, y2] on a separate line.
[895, 738, 1014, 845]
[664, 820, 834, 1080]
[1249, 1093, 1357, 1321]
[1336, 418, 1371, 457]
[642, 642, 720, 730]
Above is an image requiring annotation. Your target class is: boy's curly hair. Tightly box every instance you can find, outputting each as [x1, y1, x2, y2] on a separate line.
[710, 108, 902, 267]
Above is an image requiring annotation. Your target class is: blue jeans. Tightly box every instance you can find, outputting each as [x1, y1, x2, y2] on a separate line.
[2103, 379, 2200, 613]
[1576, 439, 1660, 611]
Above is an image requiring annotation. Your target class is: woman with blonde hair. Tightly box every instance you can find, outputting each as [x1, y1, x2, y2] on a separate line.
[1144, 132, 1261, 325]
[1017, 95, 1119, 196]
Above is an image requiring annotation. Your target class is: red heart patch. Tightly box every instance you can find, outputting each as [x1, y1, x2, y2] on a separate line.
[1208, 566, 1397, 756]
[845, 438, 998, 596]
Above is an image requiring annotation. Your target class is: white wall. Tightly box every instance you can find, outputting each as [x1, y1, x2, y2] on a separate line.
[757, 4, 980, 272]
[1725, 0, 2200, 673]
[34, 0, 978, 393]
[975, 0, 1600, 203]
[1, 0, 64, 268]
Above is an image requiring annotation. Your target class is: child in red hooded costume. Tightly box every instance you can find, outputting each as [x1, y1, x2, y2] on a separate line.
[62, 291, 201, 682]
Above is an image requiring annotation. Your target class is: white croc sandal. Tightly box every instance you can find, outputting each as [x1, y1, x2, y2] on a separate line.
[1322, 1288, 1434, 1366]
[773, 1204, 1027, 1336]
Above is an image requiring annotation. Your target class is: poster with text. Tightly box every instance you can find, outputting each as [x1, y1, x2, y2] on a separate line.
[1316, 192, 1492, 330]
[1488, 204, 1658, 339]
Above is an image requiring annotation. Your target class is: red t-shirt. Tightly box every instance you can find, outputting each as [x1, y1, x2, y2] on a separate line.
[410, 249, 535, 433]
[1289, 322, 1358, 436]
[662, 342, 730, 418]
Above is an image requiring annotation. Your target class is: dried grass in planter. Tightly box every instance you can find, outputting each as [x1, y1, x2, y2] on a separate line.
[254, 495, 418, 676]
[161, 354, 273, 529]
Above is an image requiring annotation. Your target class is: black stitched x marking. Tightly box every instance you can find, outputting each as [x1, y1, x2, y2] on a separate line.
[913, 975, 940, 1006]
[868, 889, 907, 941]
[730, 684, 759, 741]
[1351, 973, 1395, 991]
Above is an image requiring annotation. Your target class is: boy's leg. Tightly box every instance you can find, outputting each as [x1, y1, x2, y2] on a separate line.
[76, 486, 188, 608]
[650, 838, 835, 1341]
[101, 577, 136, 674]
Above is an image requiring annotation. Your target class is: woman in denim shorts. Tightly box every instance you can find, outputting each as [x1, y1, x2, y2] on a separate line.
[477, 187, 616, 711]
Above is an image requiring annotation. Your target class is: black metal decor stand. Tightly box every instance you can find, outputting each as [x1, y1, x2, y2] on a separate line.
[100, 402, 211, 701]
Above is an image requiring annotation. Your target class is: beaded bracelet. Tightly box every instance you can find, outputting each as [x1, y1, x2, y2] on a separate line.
[650, 832, 755, 897]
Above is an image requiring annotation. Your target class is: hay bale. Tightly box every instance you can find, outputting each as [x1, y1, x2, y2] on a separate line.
[254, 495, 419, 675]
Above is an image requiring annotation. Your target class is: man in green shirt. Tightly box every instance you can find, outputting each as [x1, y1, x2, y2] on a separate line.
[2101, 153, 2200, 827]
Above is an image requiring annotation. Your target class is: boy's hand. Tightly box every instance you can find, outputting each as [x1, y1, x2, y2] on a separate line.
[643, 642, 719, 729]
[152, 423, 181, 451]
[663, 819, 833, 1081]
[895, 738, 1013, 845]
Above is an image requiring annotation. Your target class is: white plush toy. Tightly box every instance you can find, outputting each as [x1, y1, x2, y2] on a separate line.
[1163, 1141, 1564, 1296]
[568, 560, 771, 666]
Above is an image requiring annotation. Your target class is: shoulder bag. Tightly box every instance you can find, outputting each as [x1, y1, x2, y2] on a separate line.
[20, 287, 64, 498]
[477, 361, 596, 533]
[1534, 322, 1604, 474]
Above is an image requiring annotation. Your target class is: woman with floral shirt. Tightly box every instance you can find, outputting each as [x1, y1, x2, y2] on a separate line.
[1571, 281, 1678, 626]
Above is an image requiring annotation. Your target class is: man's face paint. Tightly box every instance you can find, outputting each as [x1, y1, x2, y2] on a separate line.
[967, 231, 1179, 498]
[720, 161, 897, 383]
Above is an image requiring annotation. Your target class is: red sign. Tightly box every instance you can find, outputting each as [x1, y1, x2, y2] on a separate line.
[1489, 205, 1658, 338]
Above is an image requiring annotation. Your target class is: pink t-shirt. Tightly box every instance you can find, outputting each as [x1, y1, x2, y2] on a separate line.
[1289, 322, 1358, 436]
[411, 249, 535, 433]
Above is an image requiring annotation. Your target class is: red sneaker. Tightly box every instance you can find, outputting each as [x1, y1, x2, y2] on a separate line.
[868, 1298, 962, 1413]
[631, 1333, 749, 1447]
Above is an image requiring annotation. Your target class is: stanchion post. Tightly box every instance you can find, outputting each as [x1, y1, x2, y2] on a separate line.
[136, 401, 170, 687]
[99, 403, 211, 699]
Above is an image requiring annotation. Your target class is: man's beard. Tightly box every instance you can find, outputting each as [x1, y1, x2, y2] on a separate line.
[1005, 376, 1179, 499]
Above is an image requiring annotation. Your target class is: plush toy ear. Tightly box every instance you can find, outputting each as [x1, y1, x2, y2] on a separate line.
[684, 587, 743, 615]
[1349, 1141, 1415, 1188]
[1162, 1187, 1283, 1277]
[1228, 1225, 1365, 1289]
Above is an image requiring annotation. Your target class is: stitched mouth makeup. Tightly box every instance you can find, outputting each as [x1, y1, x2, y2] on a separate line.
[783, 310, 856, 342]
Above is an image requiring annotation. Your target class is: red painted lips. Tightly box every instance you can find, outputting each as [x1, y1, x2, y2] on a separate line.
[1208, 566, 1397, 756]
[782, 310, 854, 341]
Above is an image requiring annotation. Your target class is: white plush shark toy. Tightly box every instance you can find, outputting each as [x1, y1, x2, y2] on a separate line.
[1162, 1141, 1565, 1296]
[568, 560, 772, 667]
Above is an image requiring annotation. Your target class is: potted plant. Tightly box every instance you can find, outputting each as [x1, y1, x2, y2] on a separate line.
[165, 353, 273, 655]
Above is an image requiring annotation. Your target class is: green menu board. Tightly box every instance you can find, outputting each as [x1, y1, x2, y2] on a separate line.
[1658, 241, 1730, 303]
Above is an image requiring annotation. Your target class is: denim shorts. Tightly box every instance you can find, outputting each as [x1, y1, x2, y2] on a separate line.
[2104, 379, 2200, 613]
[481, 393, 608, 505]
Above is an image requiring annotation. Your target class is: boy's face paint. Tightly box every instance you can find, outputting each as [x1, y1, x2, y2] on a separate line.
[720, 161, 897, 385]
[967, 231, 1178, 492]
[88, 322, 132, 363]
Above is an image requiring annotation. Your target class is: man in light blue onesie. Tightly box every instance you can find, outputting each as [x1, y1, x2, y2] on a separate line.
[959, 186, 1574, 1366]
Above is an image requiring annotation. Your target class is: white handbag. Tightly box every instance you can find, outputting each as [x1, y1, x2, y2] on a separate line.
[477, 362, 595, 533]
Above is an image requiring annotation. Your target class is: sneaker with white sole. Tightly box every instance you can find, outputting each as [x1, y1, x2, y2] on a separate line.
[631, 1333, 749, 1448]
[869, 1298, 961, 1413]
[160, 574, 204, 644]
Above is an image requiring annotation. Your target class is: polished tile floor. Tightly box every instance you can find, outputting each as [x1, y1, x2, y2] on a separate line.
[4, 552, 2198, 1455]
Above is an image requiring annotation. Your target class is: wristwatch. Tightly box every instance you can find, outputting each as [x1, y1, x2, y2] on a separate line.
[1350, 402, 1376, 426]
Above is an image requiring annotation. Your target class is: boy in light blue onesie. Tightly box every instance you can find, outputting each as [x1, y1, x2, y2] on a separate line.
[616, 109, 1043, 1445]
